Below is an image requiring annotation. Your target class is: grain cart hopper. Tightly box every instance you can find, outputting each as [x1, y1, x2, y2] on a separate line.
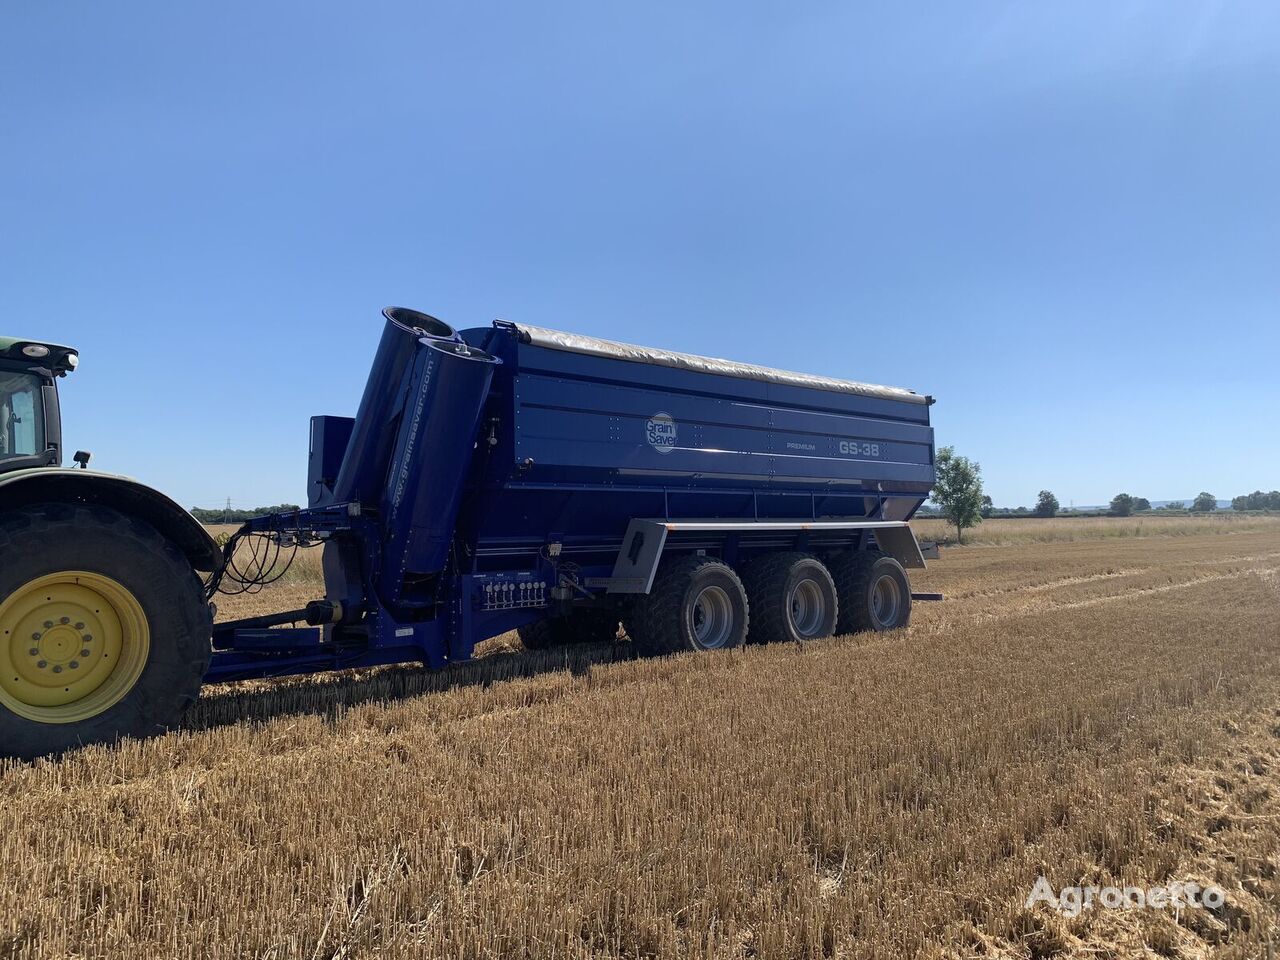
[1, 309, 936, 758]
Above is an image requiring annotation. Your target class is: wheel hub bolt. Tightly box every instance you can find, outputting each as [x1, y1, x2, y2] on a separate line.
[80, 649, 91, 658]
[28, 648, 39, 657]
[31, 632, 41, 641]
[37, 661, 47, 669]
[59, 617, 70, 625]
[69, 661, 79, 670]
[52, 665, 62, 674]
[43, 621, 53, 629]
[83, 635, 93, 642]
[75, 622, 85, 630]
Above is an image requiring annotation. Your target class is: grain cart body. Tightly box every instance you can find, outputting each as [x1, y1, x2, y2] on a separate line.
[209, 311, 936, 682]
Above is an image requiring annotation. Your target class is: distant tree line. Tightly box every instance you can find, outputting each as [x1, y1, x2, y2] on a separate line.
[1231, 490, 1280, 511]
[925, 486, 1279, 522]
[190, 504, 302, 524]
[921, 449, 1278, 542]
[1010, 491, 1216, 517]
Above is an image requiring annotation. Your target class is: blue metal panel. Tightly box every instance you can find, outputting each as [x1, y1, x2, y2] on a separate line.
[504, 342, 934, 493]
[458, 325, 933, 535]
[513, 385, 933, 481]
[308, 416, 354, 507]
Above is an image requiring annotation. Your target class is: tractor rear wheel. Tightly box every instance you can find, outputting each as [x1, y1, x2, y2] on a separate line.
[0, 504, 211, 760]
[828, 550, 912, 634]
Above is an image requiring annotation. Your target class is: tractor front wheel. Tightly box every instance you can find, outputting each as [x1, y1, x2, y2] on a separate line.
[0, 504, 211, 760]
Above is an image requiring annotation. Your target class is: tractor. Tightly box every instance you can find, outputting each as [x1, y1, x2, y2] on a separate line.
[0, 337, 218, 759]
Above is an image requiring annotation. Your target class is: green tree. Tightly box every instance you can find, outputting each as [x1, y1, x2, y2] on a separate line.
[1110, 493, 1134, 517]
[931, 446, 985, 544]
[980, 494, 994, 519]
[1133, 497, 1151, 512]
[190, 503, 302, 524]
[1232, 490, 1278, 511]
[1034, 490, 1059, 518]
[1163, 501, 1184, 511]
[1191, 492, 1217, 513]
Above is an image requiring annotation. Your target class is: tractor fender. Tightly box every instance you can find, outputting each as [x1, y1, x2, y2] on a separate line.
[0, 468, 222, 572]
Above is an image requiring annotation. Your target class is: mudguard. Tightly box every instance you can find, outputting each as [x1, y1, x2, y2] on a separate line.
[0, 468, 222, 572]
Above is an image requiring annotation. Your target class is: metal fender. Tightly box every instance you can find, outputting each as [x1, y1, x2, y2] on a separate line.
[0, 468, 222, 572]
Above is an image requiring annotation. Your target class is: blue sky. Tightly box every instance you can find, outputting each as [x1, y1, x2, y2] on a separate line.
[2, 2, 1276, 509]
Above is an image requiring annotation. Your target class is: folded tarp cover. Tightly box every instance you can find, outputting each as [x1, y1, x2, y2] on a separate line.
[513, 323, 929, 405]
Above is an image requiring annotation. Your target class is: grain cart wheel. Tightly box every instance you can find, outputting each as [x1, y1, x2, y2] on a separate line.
[517, 609, 620, 650]
[740, 552, 839, 644]
[0, 504, 211, 760]
[828, 550, 912, 634]
[625, 555, 748, 656]
[568, 609, 621, 643]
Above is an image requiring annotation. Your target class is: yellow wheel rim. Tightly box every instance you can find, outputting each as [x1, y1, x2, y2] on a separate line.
[0, 572, 150, 725]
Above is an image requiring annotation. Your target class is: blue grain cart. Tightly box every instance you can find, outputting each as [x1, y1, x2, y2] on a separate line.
[0, 309, 936, 757]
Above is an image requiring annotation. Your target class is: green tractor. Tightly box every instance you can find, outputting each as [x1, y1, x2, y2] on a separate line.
[0, 337, 219, 759]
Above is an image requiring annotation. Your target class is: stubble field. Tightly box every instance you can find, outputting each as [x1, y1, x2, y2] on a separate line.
[2, 516, 1278, 959]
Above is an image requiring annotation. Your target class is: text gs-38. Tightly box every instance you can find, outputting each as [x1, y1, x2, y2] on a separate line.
[838, 440, 882, 458]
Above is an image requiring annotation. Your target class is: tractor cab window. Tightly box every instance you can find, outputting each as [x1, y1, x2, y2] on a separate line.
[0, 370, 45, 459]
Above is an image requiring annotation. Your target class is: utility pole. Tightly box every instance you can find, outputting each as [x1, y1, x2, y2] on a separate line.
[224, 497, 231, 524]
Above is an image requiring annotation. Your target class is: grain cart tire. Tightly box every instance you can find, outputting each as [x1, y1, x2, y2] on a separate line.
[741, 552, 839, 645]
[829, 550, 912, 634]
[517, 609, 619, 650]
[570, 609, 621, 644]
[0, 504, 211, 760]
[625, 555, 748, 656]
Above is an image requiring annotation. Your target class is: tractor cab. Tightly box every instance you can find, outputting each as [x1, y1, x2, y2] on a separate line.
[0, 338, 77, 474]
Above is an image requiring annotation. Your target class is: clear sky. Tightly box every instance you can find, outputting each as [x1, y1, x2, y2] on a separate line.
[2, 2, 1276, 509]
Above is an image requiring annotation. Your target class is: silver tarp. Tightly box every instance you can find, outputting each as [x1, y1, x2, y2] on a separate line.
[514, 324, 928, 405]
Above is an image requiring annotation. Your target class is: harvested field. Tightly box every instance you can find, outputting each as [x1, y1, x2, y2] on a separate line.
[912, 512, 1278, 546]
[2, 522, 1279, 958]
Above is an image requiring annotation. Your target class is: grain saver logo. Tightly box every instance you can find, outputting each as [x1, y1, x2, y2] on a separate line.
[646, 412, 677, 454]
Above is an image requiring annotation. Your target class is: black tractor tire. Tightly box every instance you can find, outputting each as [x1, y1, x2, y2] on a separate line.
[0, 504, 212, 760]
[740, 552, 839, 645]
[517, 609, 619, 650]
[828, 550, 912, 634]
[624, 555, 748, 656]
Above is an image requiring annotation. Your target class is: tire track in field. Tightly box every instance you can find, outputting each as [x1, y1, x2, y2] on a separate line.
[950, 569, 1143, 600]
[1035, 568, 1273, 612]
[941, 551, 1280, 603]
[960, 566, 1280, 624]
